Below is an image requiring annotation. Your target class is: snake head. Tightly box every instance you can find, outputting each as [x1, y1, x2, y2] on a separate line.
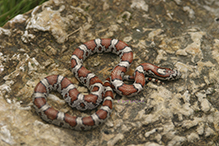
[156, 68, 181, 81]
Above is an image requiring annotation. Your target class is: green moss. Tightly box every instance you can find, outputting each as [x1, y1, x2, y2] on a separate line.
[0, 0, 48, 26]
[16, 96, 21, 101]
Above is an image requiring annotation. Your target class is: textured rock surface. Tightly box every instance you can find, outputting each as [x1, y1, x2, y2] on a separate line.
[1, 0, 219, 145]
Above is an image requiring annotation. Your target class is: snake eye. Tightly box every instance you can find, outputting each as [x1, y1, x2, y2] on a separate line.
[166, 70, 171, 74]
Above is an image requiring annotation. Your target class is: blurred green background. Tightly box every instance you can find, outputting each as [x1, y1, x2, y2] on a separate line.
[0, 0, 48, 27]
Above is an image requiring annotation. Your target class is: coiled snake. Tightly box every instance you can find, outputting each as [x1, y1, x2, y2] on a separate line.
[32, 38, 181, 130]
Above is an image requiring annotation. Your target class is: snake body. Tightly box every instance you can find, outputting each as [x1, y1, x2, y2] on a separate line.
[32, 38, 181, 130]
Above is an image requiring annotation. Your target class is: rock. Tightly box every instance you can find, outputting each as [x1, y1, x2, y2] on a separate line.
[44, 45, 57, 56]
[0, 125, 15, 145]
[187, 132, 200, 142]
[107, 133, 124, 146]
[196, 122, 205, 135]
[103, 2, 110, 11]
[131, 0, 148, 12]
[205, 126, 216, 137]
[1, 0, 219, 145]
[183, 6, 195, 19]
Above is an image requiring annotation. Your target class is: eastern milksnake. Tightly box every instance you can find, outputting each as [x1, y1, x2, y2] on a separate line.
[32, 38, 181, 130]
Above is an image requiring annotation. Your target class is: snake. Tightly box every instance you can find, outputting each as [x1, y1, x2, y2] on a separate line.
[32, 38, 181, 130]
